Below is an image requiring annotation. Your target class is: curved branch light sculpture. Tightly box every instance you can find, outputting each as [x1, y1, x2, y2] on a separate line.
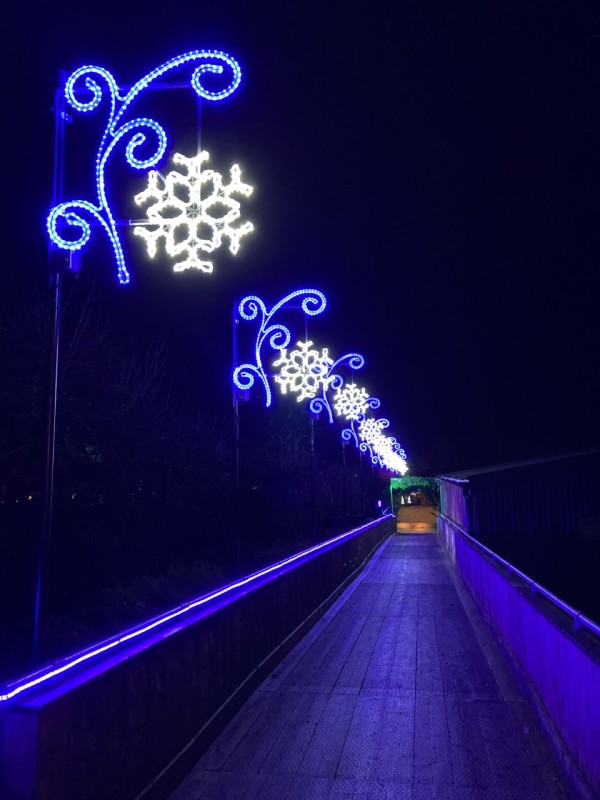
[232, 290, 327, 407]
[46, 50, 243, 284]
[307, 362, 408, 475]
[309, 352, 366, 423]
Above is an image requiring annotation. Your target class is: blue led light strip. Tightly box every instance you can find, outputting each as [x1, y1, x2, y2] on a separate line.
[0, 515, 392, 705]
[233, 289, 327, 406]
[46, 50, 242, 284]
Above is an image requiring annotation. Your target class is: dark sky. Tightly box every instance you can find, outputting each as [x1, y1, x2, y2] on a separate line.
[3, 1, 600, 474]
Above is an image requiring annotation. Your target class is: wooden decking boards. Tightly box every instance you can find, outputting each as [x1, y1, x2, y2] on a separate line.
[168, 534, 571, 800]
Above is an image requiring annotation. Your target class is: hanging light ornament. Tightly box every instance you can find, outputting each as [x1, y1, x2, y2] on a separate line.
[133, 151, 253, 273]
[273, 341, 334, 402]
[333, 384, 370, 421]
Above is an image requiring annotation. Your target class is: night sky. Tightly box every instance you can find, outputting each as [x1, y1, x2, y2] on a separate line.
[4, 2, 600, 474]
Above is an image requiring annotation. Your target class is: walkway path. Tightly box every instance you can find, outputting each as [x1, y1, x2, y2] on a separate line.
[168, 534, 571, 800]
[395, 504, 438, 534]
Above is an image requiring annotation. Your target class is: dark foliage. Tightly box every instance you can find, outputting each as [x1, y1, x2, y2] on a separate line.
[0, 268, 386, 681]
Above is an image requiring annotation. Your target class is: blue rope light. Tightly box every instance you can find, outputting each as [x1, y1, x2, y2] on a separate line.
[47, 50, 242, 284]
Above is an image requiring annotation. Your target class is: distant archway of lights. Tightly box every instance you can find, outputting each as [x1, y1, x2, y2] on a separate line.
[233, 290, 408, 475]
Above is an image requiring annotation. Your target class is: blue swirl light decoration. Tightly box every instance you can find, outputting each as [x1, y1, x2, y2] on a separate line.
[393, 441, 408, 461]
[232, 289, 327, 407]
[46, 50, 242, 285]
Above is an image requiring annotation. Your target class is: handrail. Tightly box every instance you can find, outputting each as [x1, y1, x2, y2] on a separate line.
[439, 513, 600, 639]
[0, 515, 393, 706]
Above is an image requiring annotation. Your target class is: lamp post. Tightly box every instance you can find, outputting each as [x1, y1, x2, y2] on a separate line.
[33, 72, 72, 662]
[309, 412, 316, 538]
[341, 438, 347, 530]
[36, 50, 246, 663]
[232, 304, 242, 573]
[231, 290, 328, 547]
[233, 291, 409, 540]
[33, 262, 61, 663]
[359, 446, 364, 519]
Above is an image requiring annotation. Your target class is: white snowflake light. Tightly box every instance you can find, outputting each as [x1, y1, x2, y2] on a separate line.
[381, 451, 408, 474]
[358, 418, 387, 446]
[134, 150, 253, 273]
[375, 439, 406, 473]
[333, 385, 370, 421]
[362, 430, 409, 475]
[273, 341, 333, 402]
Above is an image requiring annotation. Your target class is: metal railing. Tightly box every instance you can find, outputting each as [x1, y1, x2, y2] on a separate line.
[1, 515, 393, 706]
[439, 513, 600, 639]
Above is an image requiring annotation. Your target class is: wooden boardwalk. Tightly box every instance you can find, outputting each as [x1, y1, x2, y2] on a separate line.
[167, 534, 571, 800]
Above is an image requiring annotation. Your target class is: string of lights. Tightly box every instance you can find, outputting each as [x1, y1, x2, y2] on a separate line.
[233, 290, 408, 475]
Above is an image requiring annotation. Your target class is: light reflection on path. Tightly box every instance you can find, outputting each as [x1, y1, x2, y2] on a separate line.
[395, 505, 438, 534]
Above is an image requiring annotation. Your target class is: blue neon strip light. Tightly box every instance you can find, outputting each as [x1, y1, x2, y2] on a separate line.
[0, 515, 392, 705]
[47, 50, 242, 284]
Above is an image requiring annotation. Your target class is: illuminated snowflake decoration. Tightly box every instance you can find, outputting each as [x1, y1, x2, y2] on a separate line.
[333, 384, 370, 421]
[273, 341, 334, 402]
[375, 438, 409, 474]
[134, 150, 253, 273]
[358, 417, 388, 446]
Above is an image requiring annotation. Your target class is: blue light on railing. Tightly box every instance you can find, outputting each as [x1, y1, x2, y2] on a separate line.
[439, 512, 600, 638]
[0, 515, 392, 705]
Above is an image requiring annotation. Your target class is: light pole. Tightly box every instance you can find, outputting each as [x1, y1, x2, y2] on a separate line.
[33, 72, 76, 662]
[309, 412, 316, 538]
[359, 446, 364, 519]
[341, 438, 347, 530]
[33, 260, 61, 663]
[232, 290, 328, 546]
[36, 50, 246, 663]
[232, 303, 243, 573]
